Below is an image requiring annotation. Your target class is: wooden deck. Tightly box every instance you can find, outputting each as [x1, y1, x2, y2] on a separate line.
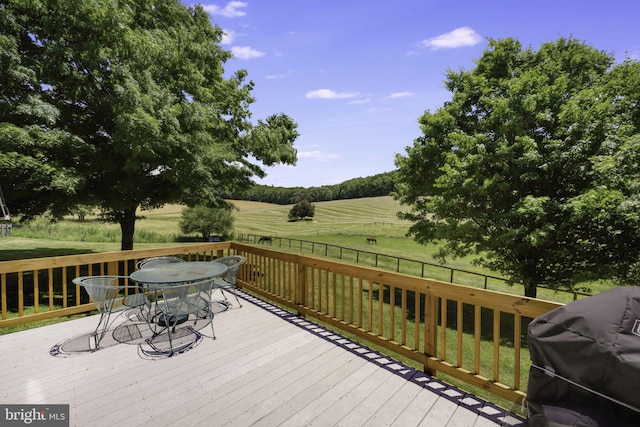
[0, 291, 525, 426]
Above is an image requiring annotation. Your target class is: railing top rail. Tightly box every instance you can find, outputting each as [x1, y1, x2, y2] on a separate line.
[0, 242, 232, 273]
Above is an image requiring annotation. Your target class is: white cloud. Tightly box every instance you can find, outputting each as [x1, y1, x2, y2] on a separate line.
[386, 91, 414, 99]
[202, 1, 248, 18]
[421, 27, 482, 50]
[365, 107, 393, 114]
[306, 89, 358, 99]
[348, 97, 371, 105]
[221, 29, 235, 45]
[266, 70, 294, 80]
[298, 150, 342, 161]
[231, 46, 266, 59]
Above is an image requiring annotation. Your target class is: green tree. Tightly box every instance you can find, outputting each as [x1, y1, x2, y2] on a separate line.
[394, 37, 640, 298]
[179, 203, 235, 241]
[0, 3, 81, 219]
[572, 133, 640, 281]
[288, 199, 315, 221]
[0, 0, 298, 250]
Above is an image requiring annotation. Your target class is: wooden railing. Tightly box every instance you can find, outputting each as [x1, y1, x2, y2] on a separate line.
[239, 232, 591, 300]
[0, 242, 230, 327]
[0, 242, 562, 404]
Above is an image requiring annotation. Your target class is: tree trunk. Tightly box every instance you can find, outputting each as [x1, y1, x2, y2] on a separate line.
[523, 281, 537, 299]
[119, 207, 137, 251]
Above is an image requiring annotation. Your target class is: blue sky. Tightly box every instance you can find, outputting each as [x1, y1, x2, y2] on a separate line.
[184, 1, 640, 188]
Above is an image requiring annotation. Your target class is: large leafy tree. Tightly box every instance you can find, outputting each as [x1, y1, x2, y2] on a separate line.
[0, 0, 298, 249]
[394, 38, 640, 297]
[288, 199, 315, 221]
[179, 203, 235, 241]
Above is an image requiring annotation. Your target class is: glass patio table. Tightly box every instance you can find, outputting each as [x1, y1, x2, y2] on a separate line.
[130, 261, 228, 289]
[130, 261, 228, 339]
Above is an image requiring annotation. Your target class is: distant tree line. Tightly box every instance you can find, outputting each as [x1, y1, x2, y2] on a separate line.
[226, 171, 397, 205]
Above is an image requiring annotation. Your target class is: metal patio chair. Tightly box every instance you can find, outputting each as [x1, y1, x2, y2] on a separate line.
[146, 279, 216, 356]
[136, 256, 185, 270]
[73, 275, 150, 350]
[211, 255, 246, 307]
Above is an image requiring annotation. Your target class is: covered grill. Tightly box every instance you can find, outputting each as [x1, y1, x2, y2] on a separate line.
[526, 286, 640, 426]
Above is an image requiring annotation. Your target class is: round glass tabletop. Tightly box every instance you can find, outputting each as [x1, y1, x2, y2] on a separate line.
[130, 261, 228, 287]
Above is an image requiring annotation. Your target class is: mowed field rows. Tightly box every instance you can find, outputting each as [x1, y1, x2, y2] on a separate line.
[230, 196, 408, 237]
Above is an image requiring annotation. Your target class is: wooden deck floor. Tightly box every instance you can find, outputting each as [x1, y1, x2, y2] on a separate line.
[0, 292, 525, 426]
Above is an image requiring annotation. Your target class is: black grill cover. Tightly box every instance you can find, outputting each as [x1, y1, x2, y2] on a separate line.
[526, 286, 640, 427]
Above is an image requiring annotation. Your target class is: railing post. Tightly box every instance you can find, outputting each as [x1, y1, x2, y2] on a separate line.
[296, 262, 307, 318]
[423, 292, 437, 376]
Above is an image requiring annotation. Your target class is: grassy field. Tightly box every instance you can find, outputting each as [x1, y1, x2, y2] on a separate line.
[231, 196, 408, 237]
[2, 196, 611, 302]
[2, 197, 498, 289]
[4, 196, 411, 249]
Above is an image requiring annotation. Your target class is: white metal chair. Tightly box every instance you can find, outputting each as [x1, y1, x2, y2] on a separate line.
[146, 280, 216, 356]
[212, 255, 246, 307]
[136, 256, 185, 270]
[73, 275, 149, 350]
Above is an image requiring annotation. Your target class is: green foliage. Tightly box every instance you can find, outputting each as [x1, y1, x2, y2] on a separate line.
[179, 204, 235, 240]
[288, 199, 316, 221]
[0, 0, 298, 250]
[395, 37, 640, 297]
